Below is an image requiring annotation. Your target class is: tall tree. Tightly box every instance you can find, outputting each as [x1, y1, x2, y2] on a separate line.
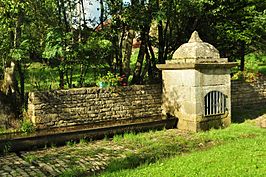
[201, 0, 266, 70]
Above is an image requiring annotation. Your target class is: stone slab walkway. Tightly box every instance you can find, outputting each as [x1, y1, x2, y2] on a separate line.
[0, 153, 46, 177]
[0, 140, 134, 176]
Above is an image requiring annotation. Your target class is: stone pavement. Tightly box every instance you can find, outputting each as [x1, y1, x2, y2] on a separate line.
[0, 153, 46, 177]
[0, 140, 134, 177]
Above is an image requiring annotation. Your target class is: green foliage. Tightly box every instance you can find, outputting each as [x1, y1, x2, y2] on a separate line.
[66, 140, 77, 147]
[84, 37, 113, 64]
[20, 119, 35, 134]
[96, 71, 120, 88]
[26, 63, 58, 91]
[0, 0, 264, 95]
[24, 154, 38, 164]
[59, 166, 87, 177]
[25, 62, 105, 91]
[245, 53, 263, 73]
[259, 65, 266, 75]
[42, 28, 65, 60]
[0, 127, 18, 135]
[112, 134, 124, 143]
[50, 143, 57, 148]
[1, 142, 11, 155]
[232, 53, 266, 81]
[203, 0, 266, 61]
[231, 71, 260, 82]
[79, 138, 88, 144]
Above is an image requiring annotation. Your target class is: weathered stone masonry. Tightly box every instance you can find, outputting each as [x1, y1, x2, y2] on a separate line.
[157, 31, 237, 131]
[28, 85, 162, 129]
[231, 77, 266, 109]
[27, 78, 265, 129]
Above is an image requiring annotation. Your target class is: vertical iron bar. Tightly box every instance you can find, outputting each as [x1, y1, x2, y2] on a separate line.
[218, 92, 221, 113]
[211, 91, 214, 115]
[216, 91, 219, 114]
[213, 91, 216, 114]
[208, 93, 210, 115]
[205, 94, 209, 115]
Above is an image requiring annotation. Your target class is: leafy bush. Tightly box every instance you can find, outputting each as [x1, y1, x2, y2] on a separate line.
[232, 53, 266, 81]
[245, 53, 266, 74]
[96, 71, 120, 88]
[20, 119, 35, 134]
[24, 154, 38, 164]
[231, 71, 261, 82]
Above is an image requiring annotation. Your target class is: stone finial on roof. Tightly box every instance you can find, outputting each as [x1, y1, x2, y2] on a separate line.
[188, 31, 203, 43]
[171, 31, 220, 62]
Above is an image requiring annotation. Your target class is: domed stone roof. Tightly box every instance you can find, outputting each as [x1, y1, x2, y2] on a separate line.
[172, 31, 220, 63]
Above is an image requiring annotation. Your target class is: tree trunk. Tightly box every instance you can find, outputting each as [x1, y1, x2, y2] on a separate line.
[113, 34, 120, 73]
[79, 64, 88, 87]
[123, 29, 135, 81]
[16, 62, 24, 105]
[157, 20, 165, 64]
[59, 69, 64, 89]
[1, 62, 20, 126]
[147, 38, 157, 70]
[80, 0, 87, 26]
[131, 43, 145, 84]
[14, 1, 24, 110]
[131, 0, 152, 84]
[66, 66, 73, 88]
[118, 24, 126, 75]
[100, 0, 104, 27]
[131, 26, 149, 84]
[162, 19, 170, 62]
[139, 45, 152, 84]
[156, 0, 165, 64]
[61, 0, 69, 32]
[240, 41, 245, 71]
[1, 62, 17, 94]
[144, 45, 152, 81]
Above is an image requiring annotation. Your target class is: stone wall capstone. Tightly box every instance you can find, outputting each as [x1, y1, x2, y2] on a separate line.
[28, 85, 163, 129]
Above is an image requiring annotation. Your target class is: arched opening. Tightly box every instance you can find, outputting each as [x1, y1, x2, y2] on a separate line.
[204, 91, 226, 116]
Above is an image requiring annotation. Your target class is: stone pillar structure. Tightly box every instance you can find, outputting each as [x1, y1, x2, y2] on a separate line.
[157, 31, 238, 132]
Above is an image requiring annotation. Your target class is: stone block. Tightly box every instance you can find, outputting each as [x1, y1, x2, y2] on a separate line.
[178, 119, 197, 132]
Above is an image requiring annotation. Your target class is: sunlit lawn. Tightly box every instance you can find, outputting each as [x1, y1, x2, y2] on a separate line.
[98, 122, 266, 177]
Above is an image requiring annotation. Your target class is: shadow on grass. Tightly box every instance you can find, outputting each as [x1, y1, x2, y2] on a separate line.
[232, 106, 266, 123]
[102, 147, 181, 175]
[94, 136, 207, 176]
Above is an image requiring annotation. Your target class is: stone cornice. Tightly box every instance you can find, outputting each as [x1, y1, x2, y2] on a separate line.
[156, 62, 238, 70]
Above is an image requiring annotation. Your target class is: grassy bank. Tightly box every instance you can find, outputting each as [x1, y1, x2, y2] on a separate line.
[97, 122, 266, 177]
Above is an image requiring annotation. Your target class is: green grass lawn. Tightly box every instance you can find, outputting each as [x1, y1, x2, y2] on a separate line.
[98, 122, 266, 177]
[259, 65, 266, 75]
[25, 62, 105, 92]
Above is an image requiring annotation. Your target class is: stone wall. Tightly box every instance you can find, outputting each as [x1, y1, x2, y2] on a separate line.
[26, 77, 266, 130]
[28, 85, 162, 129]
[231, 77, 266, 109]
